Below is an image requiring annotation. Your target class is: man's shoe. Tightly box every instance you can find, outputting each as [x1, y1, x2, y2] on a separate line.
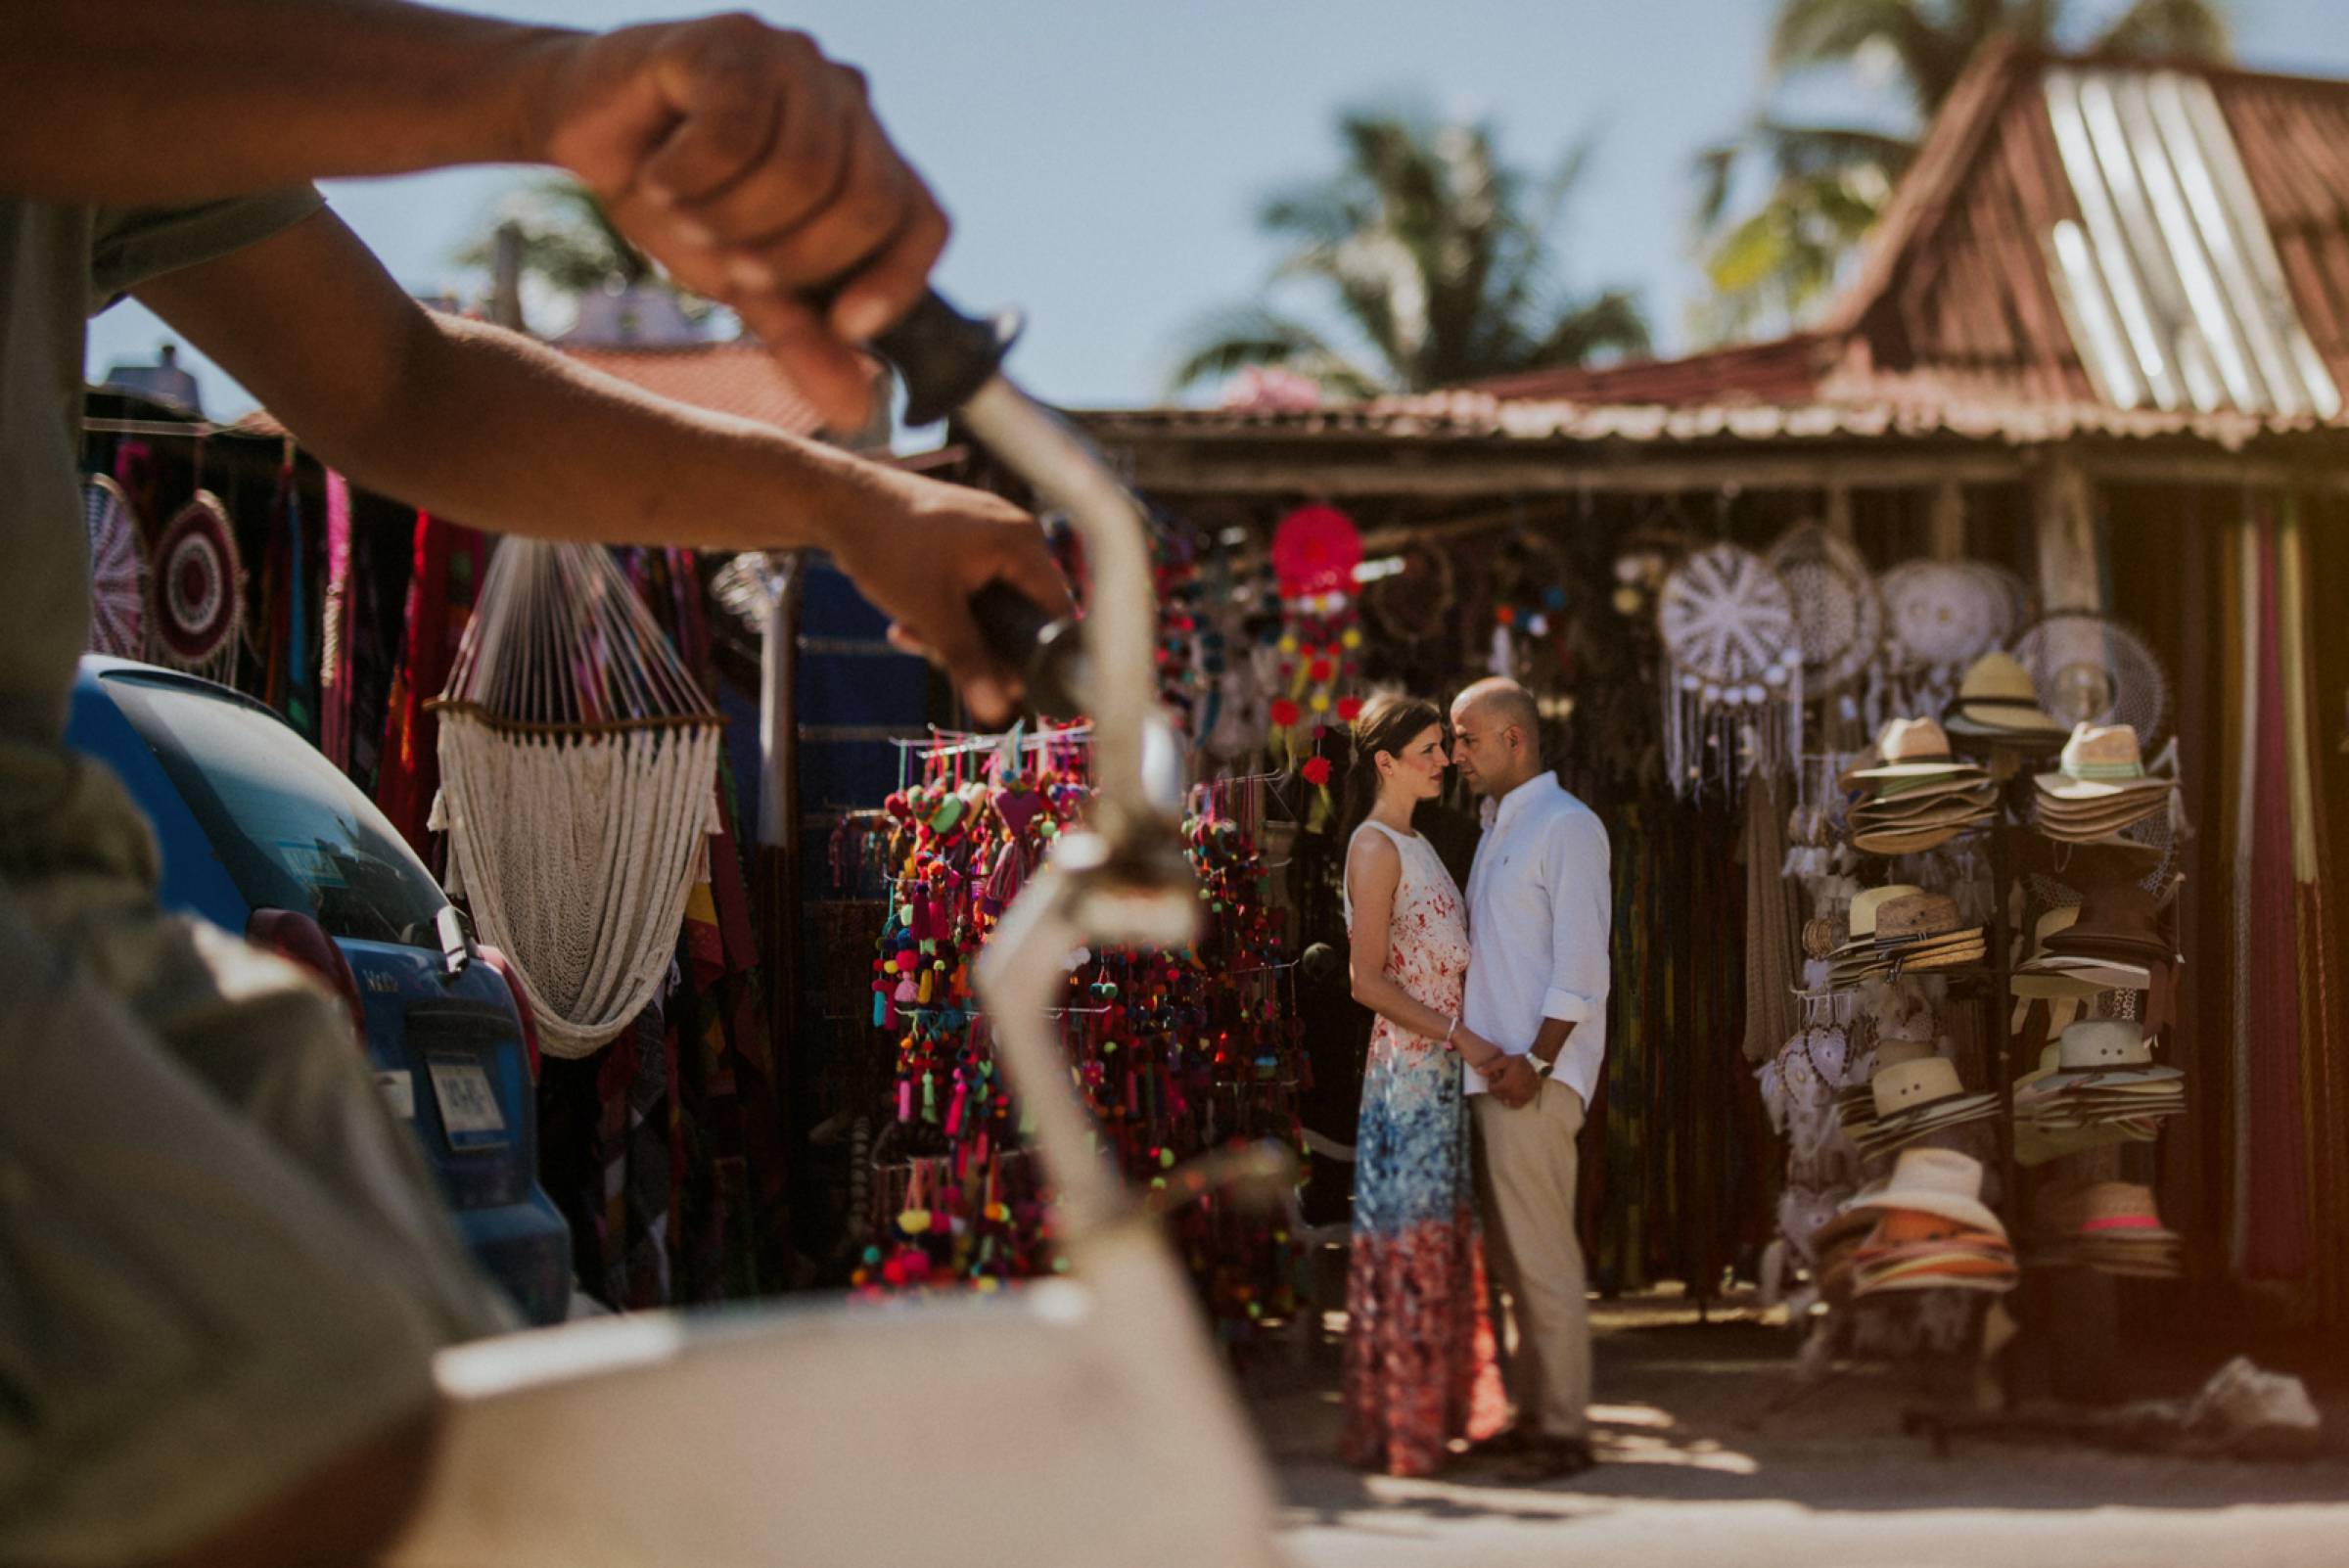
[1497, 1435, 1596, 1483]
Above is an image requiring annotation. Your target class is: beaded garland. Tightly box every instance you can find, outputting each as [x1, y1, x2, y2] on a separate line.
[1267, 504, 1364, 820]
[843, 740, 1312, 1342]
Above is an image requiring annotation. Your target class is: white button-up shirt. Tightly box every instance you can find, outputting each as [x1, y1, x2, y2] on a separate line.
[1460, 772, 1611, 1108]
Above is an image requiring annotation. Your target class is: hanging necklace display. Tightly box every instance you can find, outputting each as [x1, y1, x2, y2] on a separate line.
[1480, 528, 1574, 686]
[1201, 540, 1263, 764]
[1265, 503, 1363, 795]
[2009, 611, 2172, 744]
[150, 489, 244, 680]
[1877, 559, 2006, 719]
[82, 474, 149, 659]
[1657, 541, 1803, 799]
[431, 540, 724, 1057]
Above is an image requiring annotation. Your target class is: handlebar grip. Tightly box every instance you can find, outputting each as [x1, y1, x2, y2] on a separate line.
[970, 579, 1085, 721]
[871, 291, 1022, 427]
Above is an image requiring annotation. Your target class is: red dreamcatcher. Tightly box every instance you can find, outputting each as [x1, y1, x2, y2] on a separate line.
[152, 490, 246, 678]
[1267, 503, 1363, 822]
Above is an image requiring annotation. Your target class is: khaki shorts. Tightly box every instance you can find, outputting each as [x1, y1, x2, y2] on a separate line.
[0, 739, 511, 1564]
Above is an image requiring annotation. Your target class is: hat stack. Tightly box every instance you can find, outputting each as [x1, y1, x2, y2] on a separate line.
[2028, 1181, 2183, 1279]
[1841, 1050, 2000, 1160]
[1943, 652, 2069, 746]
[2034, 723, 2177, 844]
[1844, 718, 1998, 854]
[2012, 1020, 2185, 1133]
[2010, 1039, 2159, 1164]
[2010, 906, 2154, 997]
[1823, 891, 1986, 989]
[1834, 1037, 1936, 1145]
[2036, 882, 2174, 974]
[1842, 1150, 2019, 1297]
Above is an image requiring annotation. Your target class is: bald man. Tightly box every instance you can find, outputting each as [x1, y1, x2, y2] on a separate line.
[1449, 677, 1611, 1480]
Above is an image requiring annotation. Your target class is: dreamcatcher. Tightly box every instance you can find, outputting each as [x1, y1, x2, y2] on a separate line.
[1965, 561, 2036, 646]
[1265, 504, 1363, 796]
[432, 540, 723, 1056]
[1657, 542, 1803, 799]
[82, 475, 149, 658]
[150, 490, 244, 680]
[1765, 521, 1881, 728]
[2010, 612, 2171, 745]
[1875, 559, 2009, 722]
[1358, 535, 1456, 681]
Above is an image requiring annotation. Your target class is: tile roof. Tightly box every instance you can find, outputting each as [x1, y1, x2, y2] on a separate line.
[1085, 45, 2349, 450]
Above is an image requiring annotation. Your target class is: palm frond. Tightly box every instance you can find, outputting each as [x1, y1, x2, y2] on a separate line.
[1166, 305, 1387, 398]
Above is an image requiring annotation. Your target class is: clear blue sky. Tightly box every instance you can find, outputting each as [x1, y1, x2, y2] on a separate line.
[84, 0, 2349, 422]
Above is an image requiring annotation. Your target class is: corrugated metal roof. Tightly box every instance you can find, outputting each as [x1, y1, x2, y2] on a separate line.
[1090, 48, 2349, 453]
[2042, 66, 2341, 418]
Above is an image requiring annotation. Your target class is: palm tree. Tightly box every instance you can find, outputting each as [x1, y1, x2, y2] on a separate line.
[1173, 106, 1649, 398]
[1693, 0, 2232, 342]
[454, 176, 712, 334]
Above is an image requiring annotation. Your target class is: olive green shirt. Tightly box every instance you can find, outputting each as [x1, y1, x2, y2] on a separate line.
[0, 186, 323, 739]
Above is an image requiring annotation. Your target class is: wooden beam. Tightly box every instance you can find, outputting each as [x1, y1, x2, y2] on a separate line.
[1107, 437, 2349, 502]
[1118, 448, 2034, 497]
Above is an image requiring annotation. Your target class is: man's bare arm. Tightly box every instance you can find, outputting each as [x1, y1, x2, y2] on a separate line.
[0, 1, 557, 203]
[6, 3, 950, 428]
[135, 209, 1068, 720]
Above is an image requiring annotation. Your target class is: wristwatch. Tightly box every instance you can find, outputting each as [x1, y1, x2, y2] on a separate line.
[1529, 1050, 1558, 1079]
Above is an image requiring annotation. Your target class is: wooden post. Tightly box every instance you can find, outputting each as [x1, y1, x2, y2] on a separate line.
[1929, 479, 1967, 560]
[1824, 484, 1855, 542]
[2026, 452, 2126, 1404]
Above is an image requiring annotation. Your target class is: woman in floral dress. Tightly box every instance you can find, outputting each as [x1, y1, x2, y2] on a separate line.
[1336, 693, 1510, 1476]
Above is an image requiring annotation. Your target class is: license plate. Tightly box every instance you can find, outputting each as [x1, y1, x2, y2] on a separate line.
[427, 1057, 507, 1148]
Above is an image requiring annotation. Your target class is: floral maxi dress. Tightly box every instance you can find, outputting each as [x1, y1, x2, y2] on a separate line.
[1338, 820, 1506, 1476]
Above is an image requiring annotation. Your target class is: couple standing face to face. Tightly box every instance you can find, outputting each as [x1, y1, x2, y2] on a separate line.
[1362, 679, 1542, 814]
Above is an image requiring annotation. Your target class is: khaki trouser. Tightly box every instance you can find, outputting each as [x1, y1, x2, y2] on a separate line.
[1470, 1076, 1591, 1441]
[0, 738, 511, 1564]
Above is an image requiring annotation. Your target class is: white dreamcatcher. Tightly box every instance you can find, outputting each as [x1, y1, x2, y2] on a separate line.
[2010, 611, 2172, 745]
[82, 475, 149, 658]
[1876, 559, 2008, 720]
[1657, 542, 1803, 800]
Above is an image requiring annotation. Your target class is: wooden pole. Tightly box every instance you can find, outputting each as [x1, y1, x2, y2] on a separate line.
[2026, 452, 2126, 1405]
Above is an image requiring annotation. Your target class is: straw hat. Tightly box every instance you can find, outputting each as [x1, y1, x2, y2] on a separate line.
[2057, 1018, 2156, 1069]
[2036, 724, 2172, 802]
[2036, 1181, 2179, 1241]
[1869, 1056, 1979, 1122]
[1850, 717, 1970, 780]
[1875, 1038, 1940, 1070]
[1833, 885, 1925, 949]
[1847, 1147, 2006, 1238]
[2026, 1019, 2184, 1093]
[1945, 652, 2067, 739]
[1872, 893, 1963, 945]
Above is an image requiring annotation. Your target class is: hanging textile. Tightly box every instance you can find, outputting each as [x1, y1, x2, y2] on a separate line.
[377, 511, 485, 855]
[319, 471, 354, 770]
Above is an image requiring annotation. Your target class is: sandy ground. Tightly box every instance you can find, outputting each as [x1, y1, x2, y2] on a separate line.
[1244, 1291, 2349, 1567]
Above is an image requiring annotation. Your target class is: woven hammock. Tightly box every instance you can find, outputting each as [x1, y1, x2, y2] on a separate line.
[431, 540, 721, 1058]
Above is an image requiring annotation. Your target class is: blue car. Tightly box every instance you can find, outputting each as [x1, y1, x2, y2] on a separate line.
[66, 655, 572, 1325]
